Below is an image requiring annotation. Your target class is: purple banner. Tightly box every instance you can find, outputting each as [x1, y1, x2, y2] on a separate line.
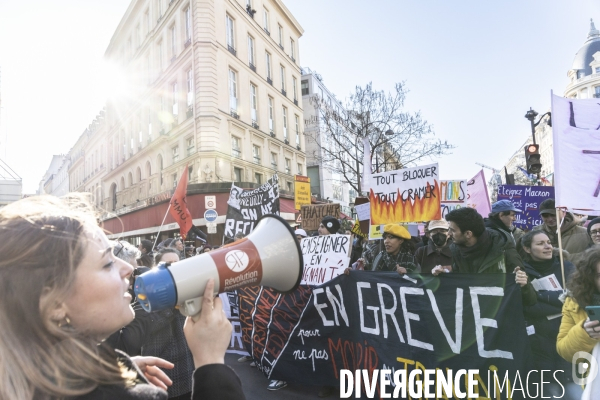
[497, 185, 555, 230]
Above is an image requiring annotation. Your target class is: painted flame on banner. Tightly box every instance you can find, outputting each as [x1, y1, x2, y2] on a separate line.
[369, 180, 441, 223]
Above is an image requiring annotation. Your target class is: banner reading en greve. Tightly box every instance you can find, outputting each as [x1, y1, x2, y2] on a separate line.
[300, 234, 351, 285]
[239, 273, 534, 400]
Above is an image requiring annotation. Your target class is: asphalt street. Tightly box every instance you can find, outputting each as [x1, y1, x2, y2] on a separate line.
[225, 353, 343, 399]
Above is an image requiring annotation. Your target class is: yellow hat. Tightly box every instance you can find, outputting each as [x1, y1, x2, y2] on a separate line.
[383, 224, 411, 240]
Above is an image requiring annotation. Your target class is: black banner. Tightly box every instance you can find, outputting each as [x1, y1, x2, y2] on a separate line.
[224, 174, 280, 239]
[239, 273, 533, 399]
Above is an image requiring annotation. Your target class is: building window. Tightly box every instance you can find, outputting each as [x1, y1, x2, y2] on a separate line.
[172, 146, 179, 163]
[186, 69, 194, 109]
[136, 24, 141, 48]
[138, 115, 143, 144]
[577, 70, 585, 79]
[252, 145, 261, 164]
[229, 69, 238, 113]
[233, 167, 242, 182]
[278, 25, 283, 47]
[248, 35, 255, 68]
[172, 173, 178, 188]
[158, 41, 163, 71]
[148, 112, 152, 140]
[301, 79, 309, 96]
[285, 158, 291, 174]
[226, 15, 235, 51]
[254, 172, 262, 184]
[271, 152, 278, 168]
[282, 106, 288, 140]
[297, 163, 303, 175]
[292, 76, 297, 101]
[263, 9, 269, 34]
[231, 136, 241, 158]
[595, 86, 600, 98]
[265, 52, 272, 81]
[170, 24, 177, 59]
[184, 7, 191, 43]
[250, 83, 258, 124]
[280, 65, 286, 92]
[286, 181, 292, 191]
[145, 9, 151, 35]
[295, 115, 300, 144]
[596, 67, 600, 74]
[186, 136, 195, 156]
[319, 86, 323, 99]
[290, 38, 295, 60]
[157, 0, 162, 18]
[268, 97, 274, 133]
[188, 165, 194, 181]
[172, 82, 178, 119]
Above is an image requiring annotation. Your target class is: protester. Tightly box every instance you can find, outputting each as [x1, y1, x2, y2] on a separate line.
[185, 246, 195, 258]
[485, 200, 524, 245]
[137, 254, 154, 268]
[318, 215, 341, 235]
[557, 248, 600, 398]
[535, 199, 590, 254]
[435, 207, 535, 305]
[353, 224, 419, 273]
[234, 232, 245, 242]
[112, 240, 143, 301]
[170, 238, 185, 259]
[569, 217, 600, 265]
[0, 194, 243, 400]
[109, 248, 196, 400]
[414, 219, 452, 274]
[295, 228, 308, 242]
[138, 239, 154, 256]
[517, 231, 574, 394]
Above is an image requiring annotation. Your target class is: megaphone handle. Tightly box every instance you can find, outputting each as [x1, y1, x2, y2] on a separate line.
[180, 297, 203, 319]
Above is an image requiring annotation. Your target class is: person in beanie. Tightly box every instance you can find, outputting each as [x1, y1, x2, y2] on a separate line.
[534, 198, 590, 255]
[355, 224, 419, 273]
[415, 220, 452, 274]
[485, 200, 524, 245]
[318, 216, 340, 235]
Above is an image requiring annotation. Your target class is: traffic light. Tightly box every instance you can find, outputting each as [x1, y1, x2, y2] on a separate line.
[525, 144, 542, 174]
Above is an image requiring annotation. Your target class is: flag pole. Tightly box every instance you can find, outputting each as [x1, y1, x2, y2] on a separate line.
[556, 207, 567, 291]
[152, 204, 171, 252]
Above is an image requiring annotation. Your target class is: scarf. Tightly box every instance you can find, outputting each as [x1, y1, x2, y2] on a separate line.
[457, 230, 491, 261]
[528, 257, 555, 277]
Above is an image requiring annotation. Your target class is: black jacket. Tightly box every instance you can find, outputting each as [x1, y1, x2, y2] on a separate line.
[72, 351, 245, 400]
[522, 257, 575, 372]
[414, 240, 452, 274]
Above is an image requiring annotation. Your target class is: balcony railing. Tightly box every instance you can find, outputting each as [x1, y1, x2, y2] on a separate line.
[184, 38, 191, 48]
[264, 28, 270, 36]
[249, 62, 256, 72]
[230, 110, 239, 119]
[252, 120, 259, 129]
[253, 156, 261, 164]
[227, 45, 236, 57]
[186, 107, 193, 118]
[281, 89, 286, 97]
[594, 93, 600, 98]
[294, 99, 298, 106]
[232, 148, 241, 158]
[267, 77, 273, 85]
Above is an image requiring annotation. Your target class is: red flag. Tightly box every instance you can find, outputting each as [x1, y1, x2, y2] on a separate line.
[169, 164, 193, 239]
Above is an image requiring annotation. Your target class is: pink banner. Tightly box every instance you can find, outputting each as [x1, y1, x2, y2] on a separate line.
[466, 169, 491, 218]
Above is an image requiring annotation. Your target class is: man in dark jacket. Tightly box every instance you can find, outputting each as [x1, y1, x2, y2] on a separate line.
[485, 200, 524, 245]
[534, 198, 591, 255]
[414, 219, 452, 274]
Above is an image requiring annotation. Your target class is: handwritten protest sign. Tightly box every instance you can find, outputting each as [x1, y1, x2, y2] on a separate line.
[224, 174, 280, 238]
[350, 219, 367, 238]
[369, 163, 441, 224]
[440, 179, 467, 218]
[467, 169, 491, 217]
[497, 185, 555, 230]
[552, 94, 600, 211]
[300, 203, 340, 231]
[299, 235, 350, 285]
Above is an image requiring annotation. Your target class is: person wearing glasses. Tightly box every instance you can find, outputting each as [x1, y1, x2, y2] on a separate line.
[534, 199, 590, 255]
[0, 195, 243, 400]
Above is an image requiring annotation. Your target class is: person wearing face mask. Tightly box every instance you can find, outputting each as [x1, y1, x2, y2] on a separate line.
[414, 220, 452, 274]
[517, 231, 575, 395]
[485, 200, 524, 245]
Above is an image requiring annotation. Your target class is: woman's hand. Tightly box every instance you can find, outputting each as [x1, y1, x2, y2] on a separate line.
[183, 279, 233, 369]
[356, 258, 365, 270]
[130, 356, 174, 390]
[514, 267, 528, 287]
[432, 265, 451, 276]
[343, 267, 352, 275]
[396, 265, 407, 275]
[583, 318, 600, 340]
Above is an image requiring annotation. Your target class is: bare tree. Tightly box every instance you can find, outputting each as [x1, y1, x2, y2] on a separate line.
[304, 82, 453, 195]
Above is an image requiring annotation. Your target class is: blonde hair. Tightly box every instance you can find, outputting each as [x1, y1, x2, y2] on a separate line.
[0, 194, 134, 399]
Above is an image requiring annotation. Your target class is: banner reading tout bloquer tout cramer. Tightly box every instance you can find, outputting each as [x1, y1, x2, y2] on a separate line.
[238, 273, 529, 399]
[369, 163, 441, 224]
[224, 174, 280, 239]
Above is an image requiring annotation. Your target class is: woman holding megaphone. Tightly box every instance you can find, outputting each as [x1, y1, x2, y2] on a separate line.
[0, 194, 244, 400]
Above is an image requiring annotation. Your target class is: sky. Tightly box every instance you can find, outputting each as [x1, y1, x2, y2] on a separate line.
[0, 0, 599, 194]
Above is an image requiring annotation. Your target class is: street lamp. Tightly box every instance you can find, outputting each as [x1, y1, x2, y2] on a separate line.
[524, 107, 551, 145]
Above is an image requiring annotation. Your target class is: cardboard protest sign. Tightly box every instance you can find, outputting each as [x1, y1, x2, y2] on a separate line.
[238, 273, 529, 396]
[350, 219, 367, 238]
[497, 185, 555, 230]
[224, 174, 280, 238]
[552, 94, 600, 212]
[300, 203, 340, 231]
[440, 179, 467, 218]
[369, 163, 441, 224]
[299, 234, 351, 285]
[467, 169, 491, 217]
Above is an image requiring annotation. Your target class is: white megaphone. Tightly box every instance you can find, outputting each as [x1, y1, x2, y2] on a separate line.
[134, 214, 303, 317]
